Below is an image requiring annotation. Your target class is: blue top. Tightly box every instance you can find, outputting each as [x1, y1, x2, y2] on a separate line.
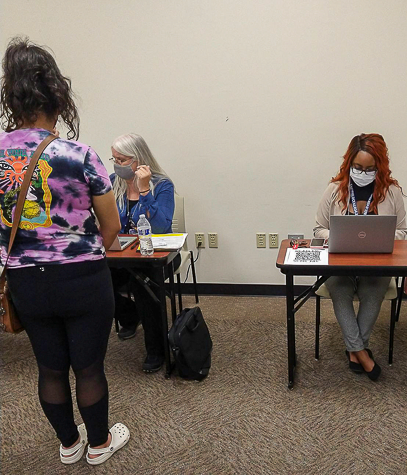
[110, 174, 174, 234]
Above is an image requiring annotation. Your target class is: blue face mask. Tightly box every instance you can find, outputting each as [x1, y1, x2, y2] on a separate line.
[350, 167, 377, 187]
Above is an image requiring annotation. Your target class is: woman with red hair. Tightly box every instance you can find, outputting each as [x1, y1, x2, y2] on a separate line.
[314, 133, 406, 381]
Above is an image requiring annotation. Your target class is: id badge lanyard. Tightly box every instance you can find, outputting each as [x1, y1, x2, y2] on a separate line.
[349, 184, 373, 215]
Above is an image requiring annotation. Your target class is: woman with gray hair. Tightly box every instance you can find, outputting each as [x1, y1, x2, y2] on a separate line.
[111, 133, 174, 231]
[110, 133, 180, 372]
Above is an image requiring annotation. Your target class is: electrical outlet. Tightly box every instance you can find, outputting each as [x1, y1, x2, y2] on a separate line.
[195, 233, 205, 248]
[208, 233, 218, 248]
[269, 233, 278, 248]
[288, 234, 304, 240]
[256, 233, 266, 248]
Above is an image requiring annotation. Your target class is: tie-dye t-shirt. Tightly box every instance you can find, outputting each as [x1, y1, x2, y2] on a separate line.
[0, 128, 112, 268]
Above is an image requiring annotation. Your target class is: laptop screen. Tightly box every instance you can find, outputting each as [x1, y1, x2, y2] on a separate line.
[109, 235, 138, 251]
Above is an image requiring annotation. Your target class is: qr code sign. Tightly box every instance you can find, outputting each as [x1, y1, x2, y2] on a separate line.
[293, 250, 321, 263]
[284, 247, 328, 266]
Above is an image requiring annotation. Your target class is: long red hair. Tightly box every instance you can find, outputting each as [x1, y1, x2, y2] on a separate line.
[331, 133, 401, 213]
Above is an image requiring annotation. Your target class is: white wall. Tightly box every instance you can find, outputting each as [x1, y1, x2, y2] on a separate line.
[2, 1, 407, 285]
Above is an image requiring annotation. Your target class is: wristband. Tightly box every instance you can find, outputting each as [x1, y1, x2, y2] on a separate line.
[139, 189, 150, 194]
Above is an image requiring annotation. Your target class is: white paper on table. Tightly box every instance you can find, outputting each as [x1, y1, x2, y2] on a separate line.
[151, 233, 188, 250]
[284, 248, 329, 265]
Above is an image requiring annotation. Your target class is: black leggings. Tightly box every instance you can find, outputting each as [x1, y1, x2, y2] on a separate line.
[7, 258, 114, 447]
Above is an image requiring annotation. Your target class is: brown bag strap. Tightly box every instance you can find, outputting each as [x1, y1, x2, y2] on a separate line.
[0, 134, 57, 290]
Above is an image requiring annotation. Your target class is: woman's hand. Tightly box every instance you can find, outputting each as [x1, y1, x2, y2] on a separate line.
[135, 165, 151, 192]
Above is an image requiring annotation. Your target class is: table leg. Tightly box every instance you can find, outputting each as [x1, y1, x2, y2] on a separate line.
[176, 273, 183, 313]
[389, 297, 397, 365]
[286, 272, 296, 389]
[167, 261, 177, 323]
[157, 266, 172, 378]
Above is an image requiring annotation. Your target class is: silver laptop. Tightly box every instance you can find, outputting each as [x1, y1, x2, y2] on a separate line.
[328, 215, 397, 253]
[109, 235, 138, 251]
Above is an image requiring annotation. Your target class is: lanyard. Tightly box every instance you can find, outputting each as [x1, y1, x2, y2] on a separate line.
[124, 199, 138, 233]
[349, 184, 373, 215]
[124, 199, 131, 233]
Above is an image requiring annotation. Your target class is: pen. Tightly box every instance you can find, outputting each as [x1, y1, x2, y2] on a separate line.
[130, 240, 139, 250]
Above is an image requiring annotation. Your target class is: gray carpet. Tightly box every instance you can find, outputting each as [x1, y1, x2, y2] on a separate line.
[1, 295, 407, 474]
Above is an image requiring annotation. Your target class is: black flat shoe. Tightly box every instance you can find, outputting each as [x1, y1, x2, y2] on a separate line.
[345, 350, 363, 374]
[142, 355, 164, 373]
[118, 324, 138, 340]
[365, 348, 373, 359]
[365, 362, 381, 381]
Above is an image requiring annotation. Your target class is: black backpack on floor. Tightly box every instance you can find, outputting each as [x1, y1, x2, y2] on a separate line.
[168, 307, 212, 381]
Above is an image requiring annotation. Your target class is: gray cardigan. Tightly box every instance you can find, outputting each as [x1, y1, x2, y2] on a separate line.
[314, 182, 407, 241]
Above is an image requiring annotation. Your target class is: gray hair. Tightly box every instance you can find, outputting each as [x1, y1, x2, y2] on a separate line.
[111, 133, 172, 210]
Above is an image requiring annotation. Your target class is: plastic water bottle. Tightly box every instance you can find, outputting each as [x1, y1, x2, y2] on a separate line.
[137, 214, 154, 256]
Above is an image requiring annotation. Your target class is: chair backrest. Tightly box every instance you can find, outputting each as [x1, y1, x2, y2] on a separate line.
[172, 194, 186, 233]
[172, 194, 188, 251]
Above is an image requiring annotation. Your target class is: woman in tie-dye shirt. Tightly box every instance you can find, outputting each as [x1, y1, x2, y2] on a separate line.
[0, 37, 129, 466]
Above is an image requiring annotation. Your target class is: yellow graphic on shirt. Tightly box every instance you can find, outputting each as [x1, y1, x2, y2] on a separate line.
[0, 151, 53, 230]
[23, 200, 42, 219]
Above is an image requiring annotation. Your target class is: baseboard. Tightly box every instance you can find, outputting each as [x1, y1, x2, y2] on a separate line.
[168, 283, 309, 296]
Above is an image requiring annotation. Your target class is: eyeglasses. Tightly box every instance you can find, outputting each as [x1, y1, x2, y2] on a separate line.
[109, 157, 135, 165]
[351, 166, 377, 175]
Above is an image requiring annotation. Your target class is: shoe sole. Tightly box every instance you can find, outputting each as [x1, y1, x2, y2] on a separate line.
[118, 332, 137, 341]
[61, 445, 87, 465]
[350, 366, 364, 374]
[142, 365, 163, 373]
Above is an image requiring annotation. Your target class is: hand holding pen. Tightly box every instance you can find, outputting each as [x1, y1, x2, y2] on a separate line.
[135, 165, 151, 193]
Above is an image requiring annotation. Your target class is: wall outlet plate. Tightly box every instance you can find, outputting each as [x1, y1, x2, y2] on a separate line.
[288, 234, 304, 240]
[256, 233, 267, 248]
[208, 233, 218, 248]
[269, 233, 278, 248]
[195, 232, 205, 248]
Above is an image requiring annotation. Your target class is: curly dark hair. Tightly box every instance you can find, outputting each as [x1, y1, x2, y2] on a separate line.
[0, 37, 79, 139]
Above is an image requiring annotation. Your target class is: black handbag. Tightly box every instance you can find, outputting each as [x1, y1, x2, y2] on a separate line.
[168, 307, 212, 381]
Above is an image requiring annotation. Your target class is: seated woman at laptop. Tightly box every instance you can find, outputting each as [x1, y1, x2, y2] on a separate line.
[314, 133, 407, 381]
[110, 133, 180, 373]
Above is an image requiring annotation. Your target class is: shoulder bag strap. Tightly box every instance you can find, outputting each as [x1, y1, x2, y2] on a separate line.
[0, 134, 57, 288]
